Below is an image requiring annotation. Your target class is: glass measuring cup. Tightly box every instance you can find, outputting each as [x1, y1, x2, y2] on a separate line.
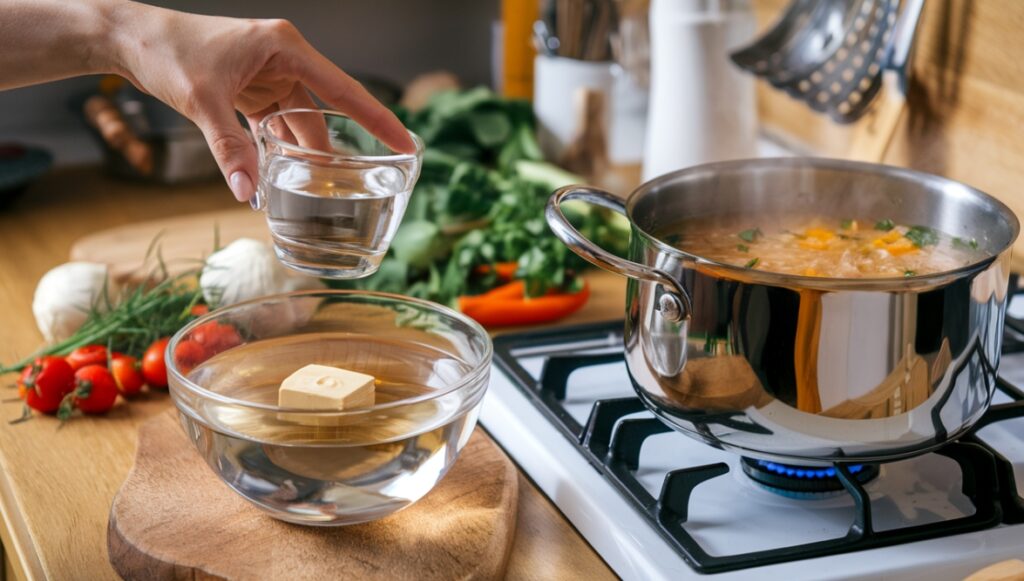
[252, 109, 423, 279]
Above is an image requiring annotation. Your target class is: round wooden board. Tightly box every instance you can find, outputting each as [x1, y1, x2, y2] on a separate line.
[108, 411, 519, 581]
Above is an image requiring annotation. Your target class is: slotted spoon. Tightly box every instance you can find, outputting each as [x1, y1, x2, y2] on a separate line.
[731, 0, 924, 124]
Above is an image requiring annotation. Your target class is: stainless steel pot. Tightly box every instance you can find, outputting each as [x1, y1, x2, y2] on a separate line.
[546, 157, 1019, 464]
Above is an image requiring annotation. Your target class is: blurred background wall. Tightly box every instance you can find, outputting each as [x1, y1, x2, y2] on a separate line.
[0, 0, 499, 165]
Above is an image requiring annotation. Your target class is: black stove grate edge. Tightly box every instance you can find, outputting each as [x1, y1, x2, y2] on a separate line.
[492, 319, 1024, 574]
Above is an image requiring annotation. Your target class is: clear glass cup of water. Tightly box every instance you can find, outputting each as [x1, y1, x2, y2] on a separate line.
[252, 109, 423, 279]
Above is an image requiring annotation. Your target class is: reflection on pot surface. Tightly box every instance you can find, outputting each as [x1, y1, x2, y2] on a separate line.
[548, 158, 1019, 463]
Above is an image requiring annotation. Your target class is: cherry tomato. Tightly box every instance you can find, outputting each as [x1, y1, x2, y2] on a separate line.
[65, 345, 108, 371]
[110, 354, 144, 397]
[73, 365, 118, 414]
[19, 356, 75, 414]
[142, 337, 170, 388]
[192, 322, 242, 355]
[173, 340, 207, 374]
[190, 304, 210, 316]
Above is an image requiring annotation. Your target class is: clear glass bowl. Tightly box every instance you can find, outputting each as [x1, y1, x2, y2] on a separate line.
[166, 290, 492, 526]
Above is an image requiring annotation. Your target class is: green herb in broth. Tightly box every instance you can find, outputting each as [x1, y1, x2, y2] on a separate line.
[953, 236, 979, 250]
[904, 225, 939, 248]
[662, 216, 984, 279]
[738, 228, 762, 243]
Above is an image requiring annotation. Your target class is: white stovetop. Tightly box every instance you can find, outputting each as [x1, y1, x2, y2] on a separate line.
[479, 298, 1024, 580]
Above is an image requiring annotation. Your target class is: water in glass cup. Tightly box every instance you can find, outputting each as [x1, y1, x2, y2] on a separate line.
[256, 110, 422, 279]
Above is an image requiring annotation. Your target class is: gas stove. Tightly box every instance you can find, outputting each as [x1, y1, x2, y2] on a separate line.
[478, 283, 1024, 580]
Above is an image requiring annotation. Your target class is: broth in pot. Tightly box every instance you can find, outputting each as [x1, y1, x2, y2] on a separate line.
[661, 216, 985, 278]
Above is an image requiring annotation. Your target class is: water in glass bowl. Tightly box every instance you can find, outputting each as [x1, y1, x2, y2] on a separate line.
[262, 157, 412, 278]
[178, 333, 483, 526]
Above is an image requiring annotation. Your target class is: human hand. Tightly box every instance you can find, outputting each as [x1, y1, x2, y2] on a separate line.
[112, 4, 415, 201]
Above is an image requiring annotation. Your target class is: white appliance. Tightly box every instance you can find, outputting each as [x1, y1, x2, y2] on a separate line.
[643, 0, 759, 181]
[478, 294, 1024, 581]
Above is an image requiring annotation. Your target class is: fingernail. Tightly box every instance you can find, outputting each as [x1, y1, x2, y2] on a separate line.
[229, 171, 254, 202]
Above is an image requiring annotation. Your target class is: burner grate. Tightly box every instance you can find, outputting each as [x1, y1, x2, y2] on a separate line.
[1001, 274, 1024, 353]
[492, 320, 1024, 574]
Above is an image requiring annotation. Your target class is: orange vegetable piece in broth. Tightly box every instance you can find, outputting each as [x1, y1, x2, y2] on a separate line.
[804, 227, 836, 241]
[884, 238, 918, 256]
[799, 237, 830, 250]
[873, 231, 903, 247]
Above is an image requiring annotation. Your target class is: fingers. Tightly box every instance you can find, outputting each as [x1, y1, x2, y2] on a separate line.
[280, 83, 332, 152]
[249, 104, 299, 149]
[294, 49, 416, 154]
[194, 100, 259, 202]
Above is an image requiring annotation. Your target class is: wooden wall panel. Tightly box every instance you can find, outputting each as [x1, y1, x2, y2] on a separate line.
[752, 1, 1024, 270]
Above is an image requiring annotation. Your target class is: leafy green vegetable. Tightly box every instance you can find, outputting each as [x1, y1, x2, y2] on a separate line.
[514, 159, 580, 191]
[499, 126, 544, 171]
[432, 162, 500, 223]
[467, 110, 512, 148]
[875, 219, 895, 231]
[390, 221, 448, 269]
[904, 225, 939, 248]
[738, 228, 763, 243]
[331, 87, 627, 306]
[744, 258, 760, 269]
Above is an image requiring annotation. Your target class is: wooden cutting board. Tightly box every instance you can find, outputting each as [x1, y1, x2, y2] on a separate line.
[108, 411, 519, 581]
[70, 208, 267, 285]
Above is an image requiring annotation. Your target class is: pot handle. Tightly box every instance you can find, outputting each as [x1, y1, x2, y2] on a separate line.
[546, 185, 691, 322]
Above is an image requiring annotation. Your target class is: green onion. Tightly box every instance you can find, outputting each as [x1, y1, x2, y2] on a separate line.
[737, 244, 750, 253]
[952, 236, 979, 250]
[738, 228, 763, 243]
[744, 257, 760, 269]
[904, 225, 938, 248]
[904, 270, 916, 277]
[875, 219, 895, 231]
[0, 269, 205, 374]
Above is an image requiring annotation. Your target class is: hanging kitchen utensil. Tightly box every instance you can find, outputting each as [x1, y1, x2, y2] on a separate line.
[846, 0, 926, 162]
[731, 0, 924, 124]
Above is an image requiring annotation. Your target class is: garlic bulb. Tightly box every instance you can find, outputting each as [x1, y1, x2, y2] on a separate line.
[32, 262, 111, 343]
[200, 238, 325, 308]
[200, 239, 287, 307]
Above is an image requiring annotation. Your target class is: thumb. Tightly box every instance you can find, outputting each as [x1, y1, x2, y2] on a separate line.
[194, 102, 259, 202]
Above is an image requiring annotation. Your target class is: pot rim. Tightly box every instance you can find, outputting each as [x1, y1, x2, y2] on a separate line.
[624, 157, 1021, 291]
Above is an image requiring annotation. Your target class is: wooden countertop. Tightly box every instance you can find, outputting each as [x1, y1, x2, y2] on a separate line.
[0, 168, 624, 581]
